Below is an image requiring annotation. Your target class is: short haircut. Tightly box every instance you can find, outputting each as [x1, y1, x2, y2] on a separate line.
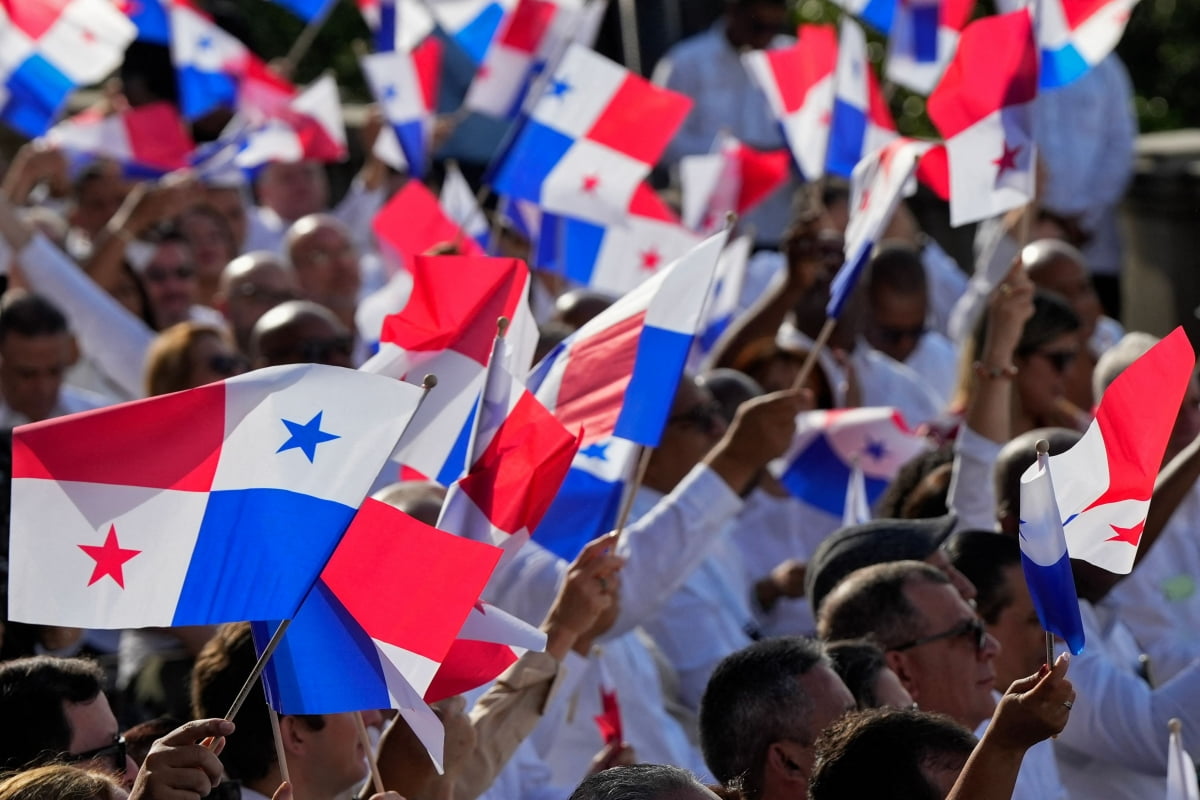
[825, 639, 891, 709]
[865, 243, 927, 299]
[992, 428, 1081, 527]
[699, 637, 828, 797]
[569, 765, 712, 800]
[809, 708, 976, 800]
[0, 656, 105, 771]
[817, 561, 949, 648]
[945, 530, 1021, 624]
[874, 446, 954, 519]
[0, 292, 69, 344]
[0, 763, 125, 800]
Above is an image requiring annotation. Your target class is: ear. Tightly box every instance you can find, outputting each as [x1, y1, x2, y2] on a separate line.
[764, 739, 812, 788]
[277, 715, 309, 757]
[885, 649, 920, 701]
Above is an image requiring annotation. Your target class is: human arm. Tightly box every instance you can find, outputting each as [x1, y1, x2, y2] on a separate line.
[1, 142, 70, 205]
[754, 559, 806, 614]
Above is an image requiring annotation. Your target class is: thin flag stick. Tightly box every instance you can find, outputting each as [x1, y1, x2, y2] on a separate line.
[268, 706, 292, 785]
[612, 444, 654, 548]
[282, 0, 337, 77]
[354, 712, 386, 796]
[1036, 438, 1056, 668]
[224, 619, 291, 723]
[789, 316, 837, 392]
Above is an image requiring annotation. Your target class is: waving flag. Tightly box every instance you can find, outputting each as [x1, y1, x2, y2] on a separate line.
[743, 25, 838, 180]
[424, 599, 548, 702]
[0, 0, 136, 136]
[489, 43, 691, 226]
[8, 364, 424, 629]
[268, 0, 335, 21]
[680, 135, 791, 234]
[45, 103, 194, 178]
[1039, 0, 1139, 88]
[118, 0, 170, 44]
[831, 0, 896, 33]
[1049, 327, 1195, 574]
[534, 435, 637, 560]
[531, 231, 727, 448]
[843, 460, 871, 525]
[373, 179, 487, 274]
[359, 0, 513, 61]
[827, 19, 898, 178]
[234, 75, 347, 168]
[441, 161, 491, 249]
[357, 0, 435, 52]
[361, 255, 538, 485]
[594, 659, 624, 746]
[926, 9, 1038, 227]
[1019, 452, 1086, 654]
[363, 39, 443, 178]
[770, 407, 928, 516]
[437, 334, 582, 564]
[169, 0, 254, 120]
[692, 234, 753, 365]
[538, 184, 701, 296]
[829, 137, 932, 318]
[887, 0, 974, 94]
[431, 0, 515, 63]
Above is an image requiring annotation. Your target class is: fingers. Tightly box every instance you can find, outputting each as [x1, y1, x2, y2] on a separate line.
[574, 532, 621, 567]
[159, 718, 235, 747]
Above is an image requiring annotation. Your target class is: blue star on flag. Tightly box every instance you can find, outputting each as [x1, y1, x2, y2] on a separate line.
[277, 411, 340, 463]
[547, 76, 571, 98]
[863, 438, 888, 461]
[580, 442, 609, 461]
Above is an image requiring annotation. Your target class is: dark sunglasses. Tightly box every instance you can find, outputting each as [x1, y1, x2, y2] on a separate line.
[891, 617, 988, 655]
[667, 401, 725, 435]
[63, 734, 126, 774]
[209, 352, 248, 376]
[1032, 349, 1077, 374]
[299, 335, 355, 364]
[876, 323, 928, 345]
[143, 265, 196, 283]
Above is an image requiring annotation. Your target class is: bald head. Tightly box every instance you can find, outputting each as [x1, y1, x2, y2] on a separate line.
[284, 214, 360, 325]
[217, 252, 300, 353]
[372, 482, 447, 526]
[1020, 239, 1086, 280]
[249, 300, 353, 369]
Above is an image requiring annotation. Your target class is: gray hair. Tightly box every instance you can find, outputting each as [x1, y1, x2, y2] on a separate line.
[569, 765, 714, 800]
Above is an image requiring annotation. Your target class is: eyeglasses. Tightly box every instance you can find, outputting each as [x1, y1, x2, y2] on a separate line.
[209, 352, 247, 376]
[63, 734, 126, 774]
[891, 617, 988, 655]
[299, 335, 355, 364]
[1032, 349, 1077, 374]
[875, 323, 928, 345]
[667, 401, 725, 435]
[143, 265, 196, 283]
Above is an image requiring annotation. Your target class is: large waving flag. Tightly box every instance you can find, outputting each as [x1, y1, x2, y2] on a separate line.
[680, 135, 791, 234]
[1019, 451, 1086, 654]
[828, 137, 932, 318]
[362, 39, 443, 179]
[0, 0, 136, 136]
[361, 255, 538, 485]
[169, 0, 254, 120]
[1049, 327, 1196, 574]
[827, 18, 898, 178]
[769, 407, 928, 516]
[235, 75, 348, 168]
[8, 364, 424, 629]
[926, 9, 1038, 227]
[743, 25, 838, 181]
[886, 0, 974, 94]
[254, 498, 503, 772]
[538, 183, 702, 296]
[692, 234, 753, 364]
[531, 231, 727, 448]
[44, 103, 194, 178]
[1039, 0, 1139, 88]
[832, 0, 897, 33]
[489, 43, 691, 226]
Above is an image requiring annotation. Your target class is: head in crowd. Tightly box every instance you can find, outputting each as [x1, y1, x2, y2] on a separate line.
[215, 251, 301, 353]
[0, 764, 127, 800]
[820, 180, 850, 234]
[782, 202, 846, 344]
[284, 214, 362, 327]
[256, 161, 329, 225]
[249, 300, 354, 369]
[0, 292, 77, 423]
[725, 0, 790, 51]
[807, 707, 976, 800]
[644, 375, 729, 496]
[804, 515, 971, 616]
[138, 225, 198, 330]
[699, 637, 855, 799]
[203, 182, 250, 252]
[144, 322, 245, 397]
[947, 530, 1043, 690]
[697, 369, 764, 423]
[1021, 239, 1102, 342]
[728, 335, 836, 404]
[372, 481, 446, 526]
[179, 204, 237, 305]
[825, 639, 914, 710]
[192, 622, 381, 798]
[874, 446, 954, 519]
[69, 161, 128, 239]
[817, 561, 999, 730]
[863, 243, 929, 364]
[569, 765, 719, 800]
[0, 656, 136, 785]
[555, 290, 616, 332]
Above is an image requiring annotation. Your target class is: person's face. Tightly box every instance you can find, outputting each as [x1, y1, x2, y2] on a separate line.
[923, 549, 977, 605]
[728, 1, 790, 50]
[1031, 257, 1100, 339]
[988, 564, 1046, 689]
[1015, 332, 1080, 427]
[645, 380, 727, 493]
[181, 211, 235, 286]
[892, 580, 999, 730]
[259, 314, 355, 368]
[0, 332, 73, 422]
[224, 265, 301, 349]
[258, 161, 328, 223]
[71, 169, 129, 236]
[64, 693, 138, 788]
[866, 289, 927, 363]
[143, 242, 197, 330]
[204, 187, 249, 251]
[302, 711, 381, 796]
[870, 665, 914, 709]
[790, 665, 857, 775]
[291, 225, 361, 311]
[185, 332, 246, 390]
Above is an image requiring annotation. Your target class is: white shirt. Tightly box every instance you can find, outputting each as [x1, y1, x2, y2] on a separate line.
[975, 692, 1069, 800]
[902, 331, 959, 412]
[850, 341, 945, 426]
[948, 424, 1003, 533]
[476, 739, 569, 800]
[922, 238, 968, 338]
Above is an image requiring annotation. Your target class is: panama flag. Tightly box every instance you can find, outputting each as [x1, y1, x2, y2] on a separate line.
[926, 9, 1038, 227]
[430, 0, 516, 63]
[8, 364, 424, 630]
[829, 137, 933, 318]
[440, 161, 491, 250]
[356, 0, 434, 52]
[437, 333, 582, 565]
[118, 0, 170, 44]
[267, 0, 336, 21]
[691, 234, 753, 366]
[169, 0, 255, 120]
[489, 43, 691, 227]
[831, 0, 897, 33]
[44, 103, 194, 178]
[534, 435, 638, 560]
[0, 0, 136, 137]
[1048, 327, 1195, 575]
[1019, 452, 1086, 654]
[531, 230, 727, 448]
[372, 180, 487, 276]
[234, 75, 348, 168]
[826, 18, 898, 178]
[424, 599, 548, 702]
[770, 407, 928, 516]
[680, 134, 791, 234]
[538, 184, 702, 296]
[887, 0, 974, 94]
[1039, 0, 1139, 89]
[743, 25, 838, 181]
[363, 39, 442, 178]
[361, 255, 538, 485]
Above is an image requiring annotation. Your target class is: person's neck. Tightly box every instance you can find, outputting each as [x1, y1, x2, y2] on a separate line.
[245, 765, 283, 799]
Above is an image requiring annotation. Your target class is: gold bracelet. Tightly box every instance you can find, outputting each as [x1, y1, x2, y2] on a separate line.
[973, 361, 1018, 380]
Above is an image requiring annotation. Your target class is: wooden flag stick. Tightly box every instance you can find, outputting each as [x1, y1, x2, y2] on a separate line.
[789, 316, 837, 392]
[612, 444, 654, 549]
[223, 619, 291, 723]
[1035, 438, 1056, 669]
[281, 0, 337, 77]
[354, 711, 386, 796]
[268, 706, 292, 785]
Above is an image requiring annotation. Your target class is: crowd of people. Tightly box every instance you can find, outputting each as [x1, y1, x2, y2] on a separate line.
[0, 0, 1187, 798]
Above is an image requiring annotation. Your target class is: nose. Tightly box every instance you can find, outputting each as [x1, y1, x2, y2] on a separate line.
[981, 631, 1001, 660]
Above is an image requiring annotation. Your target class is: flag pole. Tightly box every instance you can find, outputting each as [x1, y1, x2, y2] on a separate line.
[611, 444, 654, 548]
[449, 160, 493, 252]
[268, 706, 292, 785]
[1035, 437, 1057, 669]
[281, 0, 338, 78]
[354, 711, 386, 795]
[217, 619, 292, 725]
[789, 316, 837, 392]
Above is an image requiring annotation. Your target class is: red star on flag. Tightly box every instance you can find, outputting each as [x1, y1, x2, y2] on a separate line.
[1106, 520, 1145, 547]
[858, 187, 872, 211]
[818, 109, 833, 127]
[582, 174, 600, 193]
[993, 142, 1021, 177]
[477, 64, 491, 80]
[78, 525, 141, 589]
[640, 249, 661, 270]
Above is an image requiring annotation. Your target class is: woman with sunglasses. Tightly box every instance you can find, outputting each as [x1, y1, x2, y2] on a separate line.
[0, 764, 126, 800]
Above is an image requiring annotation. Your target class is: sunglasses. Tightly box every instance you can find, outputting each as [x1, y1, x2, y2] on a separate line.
[209, 352, 247, 376]
[667, 401, 725, 435]
[875, 323, 928, 345]
[1032, 349, 1077, 374]
[891, 617, 988, 655]
[299, 335, 355, 364]
[143, 265, 196, 283]
[63, 734, 126, 774]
